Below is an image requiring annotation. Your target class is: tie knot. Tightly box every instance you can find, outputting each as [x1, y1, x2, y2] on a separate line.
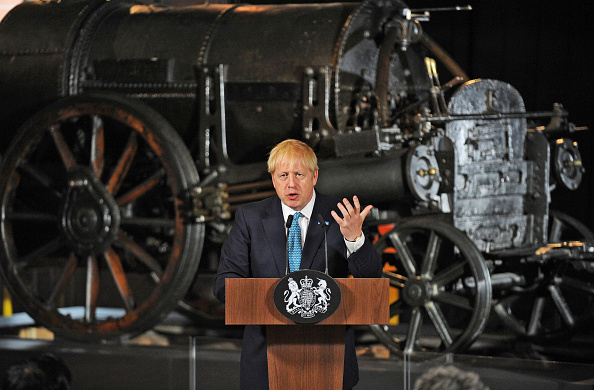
[292, 212, 302, 224]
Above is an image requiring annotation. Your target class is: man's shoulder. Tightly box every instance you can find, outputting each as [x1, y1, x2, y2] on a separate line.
[314, 191, 339, 210]
[236, 196, 280, 216]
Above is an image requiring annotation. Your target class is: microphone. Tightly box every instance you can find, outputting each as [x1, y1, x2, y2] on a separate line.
[285, 214, 294, 275]
[316, 214, 329, 275]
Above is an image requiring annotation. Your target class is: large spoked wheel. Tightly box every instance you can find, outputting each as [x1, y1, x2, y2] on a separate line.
[0, 93, 204, 341]
[493, 209, 594, 342]
[370, 217, 491, 356]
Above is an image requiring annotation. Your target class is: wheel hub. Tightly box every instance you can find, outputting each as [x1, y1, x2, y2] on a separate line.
[61, 167, 120, 256]
[402, 277, 431, 307]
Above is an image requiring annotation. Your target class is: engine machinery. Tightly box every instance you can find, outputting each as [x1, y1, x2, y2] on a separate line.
[0, 0, 591, 354]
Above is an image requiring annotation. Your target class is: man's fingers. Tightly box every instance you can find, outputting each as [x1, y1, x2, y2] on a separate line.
[336, 197, 372, 222]
[330, 210, 342, 223]
[342, 198, 354, 214]
[360, 204, 373, 220]
[336, 202, 348, 218]
[352, 196, 361, 211]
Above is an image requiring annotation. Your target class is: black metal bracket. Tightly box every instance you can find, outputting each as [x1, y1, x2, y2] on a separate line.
[196, 64, 230, 173]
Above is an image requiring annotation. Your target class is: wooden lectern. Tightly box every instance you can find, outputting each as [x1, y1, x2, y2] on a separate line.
[226, 278, 389, 390]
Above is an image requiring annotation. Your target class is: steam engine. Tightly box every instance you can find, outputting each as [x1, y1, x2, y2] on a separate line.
[0, 0, 591, 353]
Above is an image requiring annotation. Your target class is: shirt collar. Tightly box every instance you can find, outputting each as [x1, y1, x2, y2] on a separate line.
[281, 190, 316, 223]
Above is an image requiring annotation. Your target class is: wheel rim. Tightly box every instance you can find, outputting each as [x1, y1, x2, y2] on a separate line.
[370, 217, 491, 355]
[0, 93, 204, 340]
[494, 209, 594, 341]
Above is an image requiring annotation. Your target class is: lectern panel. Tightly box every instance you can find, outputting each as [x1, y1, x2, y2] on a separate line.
[224, 277, 389, 390]
[225, 278, 389, 325]
[267, 325, 345, 390]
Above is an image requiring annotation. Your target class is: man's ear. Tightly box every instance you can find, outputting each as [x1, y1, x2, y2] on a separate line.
[313, 169, 319, 185]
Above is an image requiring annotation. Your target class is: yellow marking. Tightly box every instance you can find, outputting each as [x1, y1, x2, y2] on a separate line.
[2, 287, 12, 317]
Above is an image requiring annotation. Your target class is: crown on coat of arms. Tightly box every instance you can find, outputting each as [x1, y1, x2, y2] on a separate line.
[300, 275, 313, 288]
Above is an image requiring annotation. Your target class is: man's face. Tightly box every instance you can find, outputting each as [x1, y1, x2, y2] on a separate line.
[271, 158, 318, 211]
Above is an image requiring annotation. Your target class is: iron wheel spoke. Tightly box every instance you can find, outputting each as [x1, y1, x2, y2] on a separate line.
[6, 211, 57, 223]
[432, 261, 466, 287]
[433, 290, 473, 311]
[389, 233, 416, 277]
[425, 301, 453, 347]
[116, 168, 165, 206]
[527, 297, 546, 336]
[107, 132, 138, 196]
[90, 115, 105, 177]
[389, 300, 404, 318]
[104, 248, 135, 311]
[404, 308, 423, 354]
[115, 232, 163, 276]
[49, 125, 77, 170]
[549, 217, 563, 242]
[85, 256, 99, 323]
[120, 217, 175, 228]
[548, 285, 575, 328]
[47, 253, 78, 308]
[15, 236, 64, 269]
[383, 270, 407, 289]
[18, 162, 63, 199]
[420, 230, 441, 278]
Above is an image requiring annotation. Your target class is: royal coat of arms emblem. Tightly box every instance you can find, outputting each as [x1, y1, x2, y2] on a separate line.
[284, 275, 331, 318]
[273, 269, 341, 323]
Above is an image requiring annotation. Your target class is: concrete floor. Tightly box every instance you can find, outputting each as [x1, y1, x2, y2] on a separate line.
[0, 311, 593, 390]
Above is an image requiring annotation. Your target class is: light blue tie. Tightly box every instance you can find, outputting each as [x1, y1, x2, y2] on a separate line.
[288, 212, 303, 272]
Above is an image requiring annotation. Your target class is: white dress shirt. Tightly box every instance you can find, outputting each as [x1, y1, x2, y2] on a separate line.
[280, 191, 365, 257]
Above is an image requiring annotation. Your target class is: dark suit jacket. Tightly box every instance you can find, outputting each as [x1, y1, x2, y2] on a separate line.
[213, 191, 383, 390]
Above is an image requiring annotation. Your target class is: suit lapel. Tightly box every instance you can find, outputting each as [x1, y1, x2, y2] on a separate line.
[262, 199, 287, 276]
[300, 198, 328, 271]
[263, 192, 335, 273]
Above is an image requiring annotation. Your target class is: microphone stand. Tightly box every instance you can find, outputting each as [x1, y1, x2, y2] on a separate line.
[273, 213, 342, 324]
[285, 214, 294, 275]
[316, 214, 329, 275]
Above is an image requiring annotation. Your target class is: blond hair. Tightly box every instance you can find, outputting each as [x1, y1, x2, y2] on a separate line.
[267, 139, 318, 174]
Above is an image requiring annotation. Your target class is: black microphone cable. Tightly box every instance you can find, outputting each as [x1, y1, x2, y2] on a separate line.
[285, 214, 294, 275]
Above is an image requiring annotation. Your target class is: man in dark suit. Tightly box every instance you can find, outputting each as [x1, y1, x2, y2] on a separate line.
[213, 139, 383, 390]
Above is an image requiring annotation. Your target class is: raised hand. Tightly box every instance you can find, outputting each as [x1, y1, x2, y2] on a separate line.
[331, 196, 373, 242]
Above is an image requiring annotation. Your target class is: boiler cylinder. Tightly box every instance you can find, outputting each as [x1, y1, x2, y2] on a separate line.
[0, 0, 431, 171]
